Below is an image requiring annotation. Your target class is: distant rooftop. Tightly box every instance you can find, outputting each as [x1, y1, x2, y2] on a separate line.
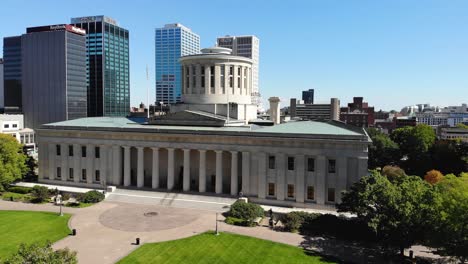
[71, 16, 118, 26]
[160, 23, 194, 32]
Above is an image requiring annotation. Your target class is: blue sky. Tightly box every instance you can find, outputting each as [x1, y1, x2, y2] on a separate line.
[1, 0, 467, 111]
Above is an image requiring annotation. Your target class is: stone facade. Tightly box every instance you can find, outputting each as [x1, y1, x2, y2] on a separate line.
[37, 119, 370, 207]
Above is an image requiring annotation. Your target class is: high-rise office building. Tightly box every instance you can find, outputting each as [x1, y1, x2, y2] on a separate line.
[155, 23, 200, 104]
[302, 89, 314, 104]
[0, 58, 3, 109]
[2, 36, 22, 113]
[71, 16, 130, 117]
[21, 24, 87, 129]
[217, 35, 260, 106]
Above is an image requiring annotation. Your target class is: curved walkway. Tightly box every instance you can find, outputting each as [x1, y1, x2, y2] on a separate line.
[0, 200, 446, 264]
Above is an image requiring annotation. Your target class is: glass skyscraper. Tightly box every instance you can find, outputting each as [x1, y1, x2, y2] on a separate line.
[3, 36, 23, 113]
[71, 16, 130, 117]
[155, 23, 200, 104]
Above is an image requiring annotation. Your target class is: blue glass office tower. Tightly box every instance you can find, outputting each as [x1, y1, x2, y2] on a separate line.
[155, 23, 200, 104]
[3, 36, 22, 113]
[71, 16, 130, 117]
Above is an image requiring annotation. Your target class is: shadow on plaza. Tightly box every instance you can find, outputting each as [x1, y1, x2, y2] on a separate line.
[299, 236, 443, 264]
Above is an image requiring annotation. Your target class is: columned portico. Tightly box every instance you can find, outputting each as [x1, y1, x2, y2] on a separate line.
[230, 151, 238, 196]
[183, 149, 190, 191]
[199, 150, 207, 193]
[151, 147, 159, 189]
[137, 147, 144, 188]
[215, 150, 223, 194]
[123, 146, 131, 187]
[167, 148, 175, 191]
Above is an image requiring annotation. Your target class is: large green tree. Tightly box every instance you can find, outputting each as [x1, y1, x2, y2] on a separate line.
[338, 171, 438, 255]
[367, 128, 401, 169]
[390, 125, 436, 175]
[430, 174, 468, 263]
[0, 134, 28, 190]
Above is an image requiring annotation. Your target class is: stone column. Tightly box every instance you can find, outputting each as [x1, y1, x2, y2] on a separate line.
[315, 155, 326, 205]
[167, 148, 175, 190]
[48, 143, 56, 180]
[195, 64, 201, 94]
[189, 65, 194, 93]
[112, 146, 122, 185]
[37, 142, 45, 180]
[123, 146, 131, 187]
[73, 144, 80, 183]
[199, 150, 206, 193]
[230, 151, 238, 196]
[137, 147, 144, 188]
[257, 152, 267, 199]
[205, 65, 210, 93]
[295, 154, 305, 203]
[152, 147, 159, 189]
[100, 145, 108, 185]
[183, 149, 191, 191]
[233, 65, 239, 94]
[336, 156, 348, 203]
[86, 144, 94, 184]
[276, 153, 286, 201]
[241, 151, 250, 195]
[214, 65, 221, 94]
[61, 144, 68, 182]
[215, 150, 223, 194]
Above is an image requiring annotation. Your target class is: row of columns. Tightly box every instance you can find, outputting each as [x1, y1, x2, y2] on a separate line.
[183, 64, 251, 96]
[119, 147, 240, 195]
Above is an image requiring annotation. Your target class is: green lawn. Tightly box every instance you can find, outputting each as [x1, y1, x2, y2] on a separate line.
[118, 232, 336, 264]
[0, 211, 71, 261]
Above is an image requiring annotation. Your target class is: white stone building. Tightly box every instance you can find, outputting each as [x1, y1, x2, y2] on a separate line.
[0, 114, 35, 151]
[37, 117, 370, 207]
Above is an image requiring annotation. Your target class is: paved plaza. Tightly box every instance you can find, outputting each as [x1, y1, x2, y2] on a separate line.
[0, 190, 446, 264]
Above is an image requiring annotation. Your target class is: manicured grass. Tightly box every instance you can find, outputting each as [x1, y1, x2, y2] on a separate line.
[0, 211, 71, 261]
[1, 192, 32, 202]
[118, 232, 335, 264]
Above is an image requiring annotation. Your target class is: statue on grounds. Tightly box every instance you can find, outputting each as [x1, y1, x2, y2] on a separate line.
[55, 194, 62, 205]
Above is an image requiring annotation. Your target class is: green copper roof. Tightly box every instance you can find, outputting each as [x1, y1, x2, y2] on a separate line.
[42, 117, 366, 138]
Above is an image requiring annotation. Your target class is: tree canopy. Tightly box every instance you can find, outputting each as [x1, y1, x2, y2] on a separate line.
[0, 134, 28, 190]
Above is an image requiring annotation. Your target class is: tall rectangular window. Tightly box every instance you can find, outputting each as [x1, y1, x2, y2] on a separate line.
[81, 169, 87, 181]
[95, 147, 100, 158]
[328, 188, 335, 202]
[287, 184, 295, 198]
[328, 159, 336, 173]
[307, 158, 315, 172]
[56, 145, 61, 156]
[287, 157, 295, 171]
[229, 66, 233, 75]
[95, 170, 101, 182]
[307, 186, 315, 200]
[268, 155, 275, 169]
[229, 76, 233, 88]
[69, 168, 74, 180]
[210, 66, 215, 89]
[56, 167, 61, 179]
[268, 183, 275, 196]
[69, 145, 74, 157]
[82, 146, 87, 157]
[220, 65, 225, 88]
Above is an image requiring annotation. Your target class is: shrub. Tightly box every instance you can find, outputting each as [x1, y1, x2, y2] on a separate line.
[7, 186, 32, 194]
[61, 193, 71, 201]
[5, 242, 77, 264]
[77, 190, 104, 203]
[228, 201, 264, 222]
[2, 192, 31, 202]
[225, 216, 255, 227]
[282, 211, 319, 232]
[30, 185, 50, 203]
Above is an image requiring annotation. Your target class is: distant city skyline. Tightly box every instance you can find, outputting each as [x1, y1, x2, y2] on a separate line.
[1, 0, 467, 111]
